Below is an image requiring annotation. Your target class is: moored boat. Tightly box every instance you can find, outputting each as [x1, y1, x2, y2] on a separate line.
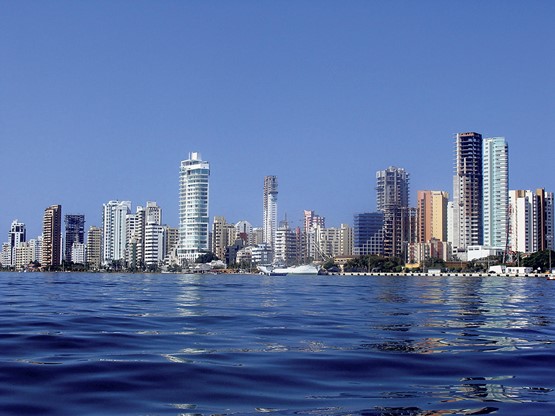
[257, 264, 320, 276]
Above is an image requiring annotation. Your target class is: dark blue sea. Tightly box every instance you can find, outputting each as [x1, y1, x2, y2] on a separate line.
[0, 273, 554, 415]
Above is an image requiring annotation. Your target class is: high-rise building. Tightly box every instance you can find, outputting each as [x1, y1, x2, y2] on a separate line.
[178, 152, 210, 262]
[263, 176, 278, 247]
[274, 219, 298, 265]
[8, 220, 26, 267]
[145, 201, 162, 225]
[452, 132, 483, 255]
[42, 205, 62, 268]
[376, 166, 410, 258]
[303, 210, 325, 232]
[251, 227, 264, 246]
[102, 200, 131, 264]
[127, 201, 162, 269]
[535, 189, 554, 251]
[353, 212, 384, 256]
[416, 191, 449, 243]
[235, 220, 253, 244]
[212, 216, 237, 261]
[509, 190, 538, 254]
[302, 210, 326, 261]
[0, 243, 10, 266]
[508, 189, 554, 254]
[64, 214, 85, 263]
[312, 224, 353, 259]
[483, 137, 509, 248]
[86, 226, 102, 269]
[126, 209, 141, 269]
[144, 222, 165, 267]
[14, 243, 34, 270]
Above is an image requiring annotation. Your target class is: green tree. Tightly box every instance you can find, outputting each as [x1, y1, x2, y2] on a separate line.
[523, 250, 554, 272]
[195, 251, 219, 264]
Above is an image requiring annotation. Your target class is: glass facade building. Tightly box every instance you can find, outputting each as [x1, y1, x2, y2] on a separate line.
[483, 137, 508, 248]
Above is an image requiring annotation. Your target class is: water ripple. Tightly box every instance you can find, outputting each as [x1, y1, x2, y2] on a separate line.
[0, 273, 553, 415]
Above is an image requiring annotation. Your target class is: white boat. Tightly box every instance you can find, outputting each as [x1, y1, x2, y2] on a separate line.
[258, 264, 321, 276]
[257, 265, 287, 276]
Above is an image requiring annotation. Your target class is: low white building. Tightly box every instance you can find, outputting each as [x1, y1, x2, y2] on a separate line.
[467, 245, 504, 262]
[71, 243, 86, 264]
[488, 265, 534, 275]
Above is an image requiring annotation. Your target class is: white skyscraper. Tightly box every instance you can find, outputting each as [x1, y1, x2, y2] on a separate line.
[263, 176, 278, 247]
[178, 152, 210, 262]
[102, 200, 131, 264]
[144, 222, 165, 267]
[483, 137, 509, 248]
[509, 190, 538, 254]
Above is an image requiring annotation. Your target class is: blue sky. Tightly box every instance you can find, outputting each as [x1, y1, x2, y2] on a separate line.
[1, 1, 554, 238]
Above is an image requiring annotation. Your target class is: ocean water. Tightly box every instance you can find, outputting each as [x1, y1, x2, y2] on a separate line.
[0, 273, 554, 415]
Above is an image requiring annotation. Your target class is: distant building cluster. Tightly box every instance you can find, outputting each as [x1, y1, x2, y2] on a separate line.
[1, 133, 553, 271]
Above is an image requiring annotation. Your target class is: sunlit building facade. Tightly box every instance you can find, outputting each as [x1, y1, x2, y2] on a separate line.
[483, 137, 508, 248]
[453, 132, 483, 255]
[263, 176, 278, 247]
[42, 205, 62, 268]
[102, 200, 131, 264]
[178, 152, 210, 262]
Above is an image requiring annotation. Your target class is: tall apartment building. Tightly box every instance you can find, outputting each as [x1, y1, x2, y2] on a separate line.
[86, 226, 102, 269]
[164, 226, 179, 259]
[452, 132, 483, 254]
[64, 214, 85, 263]
[416, 191, 448, 243]
[8, 220, 26, 267]
[410, 190, 450, 264]
[508, 189, 554, 254]
[0, 243, 10, 266]
[303, 210, 325, 232]
[42, 205, 62, 268]
[144, 223, 165, 267]
[127, 201, 162, 269]
[263, 176, 278, 247]
[178, 152, 210, 262]
[102, 200, 131, 264]
[312, 224, 353, 259]
[483, 137, 509, 248]
[535, 189, 554, 251]
[212, 216, 237, 260]
[14, 243, 34, 269]
[251, 227, 264, 246]
[509, 190, 538, 254]
[376, 166, 410, 258]
[126, 209, 140, 269]
[274, 220, 299, 265]
[145, 201, 162, 225]
[13, 237, 42, 270]
[235, 220, 253, 244]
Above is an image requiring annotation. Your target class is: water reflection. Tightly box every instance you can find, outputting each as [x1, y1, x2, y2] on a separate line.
[451, 376, 553, 404]
[175, 275, 203, 317]
[368, 406, 499, 415]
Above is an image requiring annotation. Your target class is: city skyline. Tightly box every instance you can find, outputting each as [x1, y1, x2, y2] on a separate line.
[1, 138, 553, 269]
[2, 2, 554, 237]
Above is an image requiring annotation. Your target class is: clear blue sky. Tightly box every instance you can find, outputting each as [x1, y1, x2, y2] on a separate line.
[1, 1, 554, 238]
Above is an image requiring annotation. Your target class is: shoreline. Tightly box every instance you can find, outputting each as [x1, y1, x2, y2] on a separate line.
[1, 270, 554, 279]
